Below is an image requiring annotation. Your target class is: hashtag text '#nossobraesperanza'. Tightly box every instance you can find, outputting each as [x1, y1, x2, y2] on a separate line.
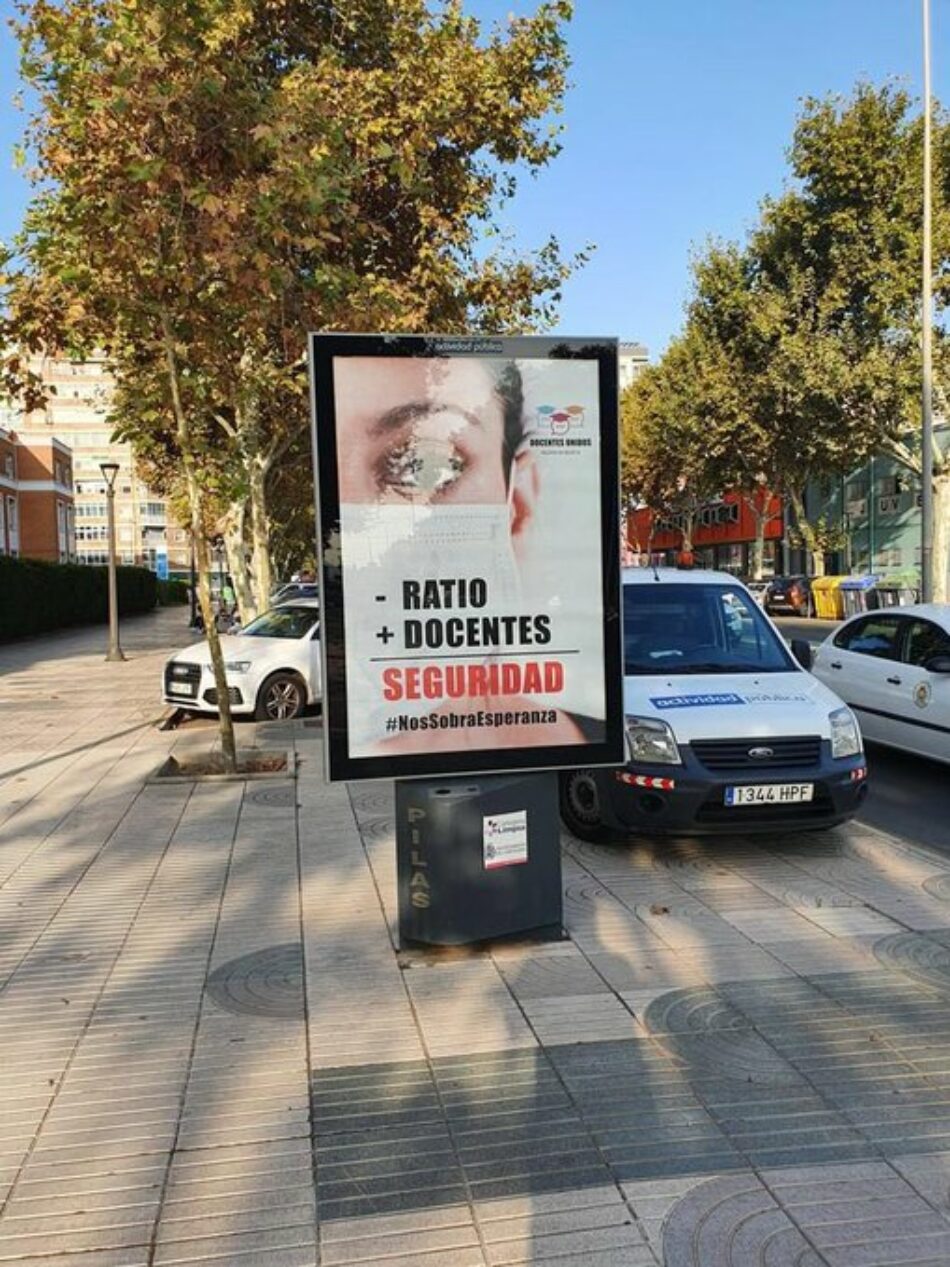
[385, 709, 558, 733]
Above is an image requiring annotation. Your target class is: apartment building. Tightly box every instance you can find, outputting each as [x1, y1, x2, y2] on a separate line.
[18, 352, 189, 574]
[0, 426, 76, 562]
[618, 341, 649, 392]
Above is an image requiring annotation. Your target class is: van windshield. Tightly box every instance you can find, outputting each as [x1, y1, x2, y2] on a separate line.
[624, 582, 794, 675]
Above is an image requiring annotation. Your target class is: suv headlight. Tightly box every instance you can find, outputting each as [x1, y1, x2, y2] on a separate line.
[625, 716, 681, 765]
[224, 660, 252, 673]
[830, 706, 862, 758]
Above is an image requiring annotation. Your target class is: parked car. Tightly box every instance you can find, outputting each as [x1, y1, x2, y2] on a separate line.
[163, 600, 321, 721]
[765, 575, 813, 617]
[744, 579, 771, 608]
[811, 605, 950, 765]
[270, 582, 319, 606]
[559, 568, 866, 840]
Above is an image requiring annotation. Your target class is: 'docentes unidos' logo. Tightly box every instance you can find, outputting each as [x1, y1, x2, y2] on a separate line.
[533, 404, 586, 436]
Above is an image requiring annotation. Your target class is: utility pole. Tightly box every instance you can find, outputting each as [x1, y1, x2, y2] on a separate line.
[921, 0, 935, 601]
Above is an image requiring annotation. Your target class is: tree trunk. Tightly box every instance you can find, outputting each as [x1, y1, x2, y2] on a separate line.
[249, 454, 273, 611]
[788, 488, 823, 577]
[223, 501, 256, 625]
[161, 313, 237, 772]
[750, 520, 765, 580]
[743, 493, 767, 580]
[678, 509, 695, 556]
[933, 472, 950, 603]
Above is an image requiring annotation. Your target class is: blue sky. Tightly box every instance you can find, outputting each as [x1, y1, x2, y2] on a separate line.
[1, 0, 946, 356]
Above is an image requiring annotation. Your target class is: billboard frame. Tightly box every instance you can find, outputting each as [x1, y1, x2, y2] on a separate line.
[309, 332, 624, 783]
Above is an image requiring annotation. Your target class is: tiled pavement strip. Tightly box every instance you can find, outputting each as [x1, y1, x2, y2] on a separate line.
[8, 617, 950, 1262]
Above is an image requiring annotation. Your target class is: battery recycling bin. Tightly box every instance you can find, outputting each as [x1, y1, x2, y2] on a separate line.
[840, 576, 879, 618]
[395, 772, 563, 947]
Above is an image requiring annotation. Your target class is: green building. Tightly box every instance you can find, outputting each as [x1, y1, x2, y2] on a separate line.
[815, 422, 950, 585]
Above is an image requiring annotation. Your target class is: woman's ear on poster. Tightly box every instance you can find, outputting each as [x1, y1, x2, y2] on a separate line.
[507, 438, 539, 553]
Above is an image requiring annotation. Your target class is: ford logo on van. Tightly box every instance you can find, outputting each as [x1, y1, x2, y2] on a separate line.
[748, 746, 774, 760]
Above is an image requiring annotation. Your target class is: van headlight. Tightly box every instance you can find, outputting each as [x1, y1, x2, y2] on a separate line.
[830, 707, 862, 758]
[626, 716, 681, 765]
[224, 660, 252, 673]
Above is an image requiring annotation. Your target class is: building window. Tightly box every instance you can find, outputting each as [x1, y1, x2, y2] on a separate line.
[6, 495, 18, 556]
[57, 501, 67, 559]
[76, 524, 108, 542]
[76, 502, 107, 519]
[3, 455, 12, 478]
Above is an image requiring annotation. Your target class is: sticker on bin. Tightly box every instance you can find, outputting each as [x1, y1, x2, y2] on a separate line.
[483, 810, 528, 869]
[725, 783, 814, 806]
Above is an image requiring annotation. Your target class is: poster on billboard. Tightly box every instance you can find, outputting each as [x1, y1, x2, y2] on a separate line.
[309, 333, 623, 782]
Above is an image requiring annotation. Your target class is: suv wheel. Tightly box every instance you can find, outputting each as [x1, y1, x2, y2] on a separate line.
[255, 672, 306, 721]
[559, 769, 616, 843]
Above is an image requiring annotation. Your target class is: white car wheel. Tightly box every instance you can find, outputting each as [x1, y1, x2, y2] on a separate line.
[256, 673, 306, 722]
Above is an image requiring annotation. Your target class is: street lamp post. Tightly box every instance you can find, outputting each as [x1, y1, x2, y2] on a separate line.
[100, 461, 125, 663]
[921, 0, 935, 602]
[188, 538, 199, 628]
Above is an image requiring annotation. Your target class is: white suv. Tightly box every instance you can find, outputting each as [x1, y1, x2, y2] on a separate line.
[163, 600, 321, 721]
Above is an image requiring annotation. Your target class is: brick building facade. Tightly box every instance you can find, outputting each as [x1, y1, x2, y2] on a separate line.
[0, 426, 76, 563]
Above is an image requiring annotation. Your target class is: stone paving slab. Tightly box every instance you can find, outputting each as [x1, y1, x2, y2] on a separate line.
[10, 613, 950, 1262]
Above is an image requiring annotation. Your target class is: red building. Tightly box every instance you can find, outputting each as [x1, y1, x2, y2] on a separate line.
[626, 490, 784, 576]
[0, 427, 76, 563]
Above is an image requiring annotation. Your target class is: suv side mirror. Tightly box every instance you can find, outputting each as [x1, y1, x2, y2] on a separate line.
[925, 654, 950, 674]
[791, 639, 813, 671]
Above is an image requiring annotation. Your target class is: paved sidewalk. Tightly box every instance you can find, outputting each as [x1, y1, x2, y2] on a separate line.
[5, 613, 950, 1264]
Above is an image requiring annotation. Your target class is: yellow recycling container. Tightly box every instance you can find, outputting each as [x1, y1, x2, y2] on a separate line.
[811, 576, 848, 620]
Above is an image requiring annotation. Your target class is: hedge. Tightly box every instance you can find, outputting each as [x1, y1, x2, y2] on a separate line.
[157, 578, 189, 606]
[0, 555, 157, 641]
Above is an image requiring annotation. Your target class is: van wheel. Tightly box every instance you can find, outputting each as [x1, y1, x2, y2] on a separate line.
[559, 770, 615, 843]
[255, 672, 307, 721]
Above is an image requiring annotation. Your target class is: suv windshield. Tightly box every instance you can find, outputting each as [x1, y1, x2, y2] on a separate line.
[241, 607, 318, 640]
[624, 582, 794, 675]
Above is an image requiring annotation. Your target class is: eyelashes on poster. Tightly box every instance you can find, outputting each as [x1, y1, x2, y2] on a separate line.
[309, 334, 624, 783]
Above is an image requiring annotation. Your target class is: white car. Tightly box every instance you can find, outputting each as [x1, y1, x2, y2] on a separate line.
[559, 569, 867, 839]
[163, 600, 321, 721]
[270, 582, 319, 606]
[812, 604, 950, 765]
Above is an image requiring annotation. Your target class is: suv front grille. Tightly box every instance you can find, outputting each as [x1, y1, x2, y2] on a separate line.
[164, 662, 201, 693]
[691, 735, 822, 771]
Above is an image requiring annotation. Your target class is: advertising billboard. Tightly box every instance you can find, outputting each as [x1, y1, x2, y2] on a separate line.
[309, 333, 623, 782]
